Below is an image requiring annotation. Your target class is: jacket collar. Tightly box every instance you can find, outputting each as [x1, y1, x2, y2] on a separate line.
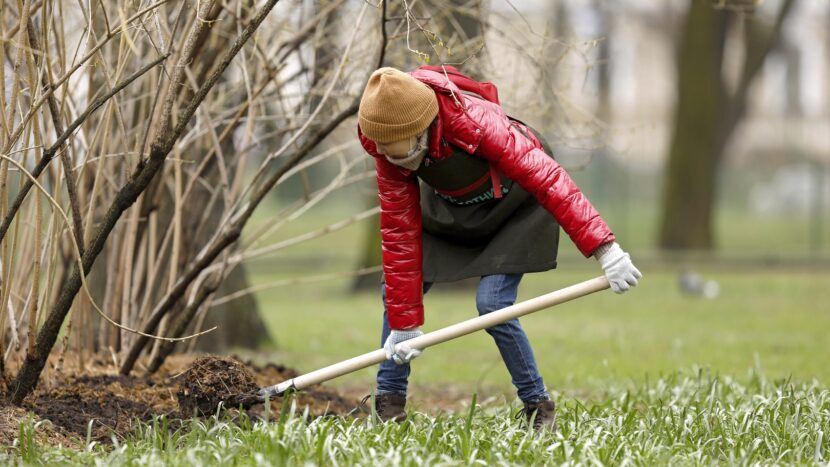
[426, 118, 452, 159]
[411, 69, 460, 160]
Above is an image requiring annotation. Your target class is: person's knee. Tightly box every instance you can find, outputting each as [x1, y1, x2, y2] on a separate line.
[476, 275, 521, 315]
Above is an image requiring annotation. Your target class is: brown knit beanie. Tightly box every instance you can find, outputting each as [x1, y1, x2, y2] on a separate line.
[358, 67, 439, 144]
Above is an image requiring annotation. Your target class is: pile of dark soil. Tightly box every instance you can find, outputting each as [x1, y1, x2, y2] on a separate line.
[177, 356, 259, 416]
[0, 354, 356, 447]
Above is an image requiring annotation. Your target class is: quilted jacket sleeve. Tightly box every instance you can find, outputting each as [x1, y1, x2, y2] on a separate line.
[359, 129, 424, 330]
[374, 157, 424, 329]
[466, 100, 615, 257]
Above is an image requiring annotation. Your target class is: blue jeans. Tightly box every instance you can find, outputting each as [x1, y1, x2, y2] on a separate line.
[376, 274, 549, 403]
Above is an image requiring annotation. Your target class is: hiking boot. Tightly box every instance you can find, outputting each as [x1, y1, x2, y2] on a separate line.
[516, 399, 557, 432]
[358, 393, 407, 423]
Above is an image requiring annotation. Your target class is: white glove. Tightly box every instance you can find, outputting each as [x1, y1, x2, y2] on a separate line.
[594, 242, 642, 294]
[383, 328, 424, 365]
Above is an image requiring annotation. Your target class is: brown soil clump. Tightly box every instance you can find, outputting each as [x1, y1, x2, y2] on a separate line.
[177, 356, 259, 416]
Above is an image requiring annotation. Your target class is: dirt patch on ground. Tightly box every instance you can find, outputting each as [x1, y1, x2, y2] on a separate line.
[0, 354, 356, 447]
[0, 399, 79, 450]
[25, 374, 179, 443]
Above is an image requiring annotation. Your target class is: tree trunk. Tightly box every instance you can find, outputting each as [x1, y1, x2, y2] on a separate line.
[192, 265, 272, 352]
[658, 2, 729, 250]
[658, 0, 795, 251]
[137, 0, 273, 359]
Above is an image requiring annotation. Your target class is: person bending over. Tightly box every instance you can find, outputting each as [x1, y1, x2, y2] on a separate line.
[357, 66, 641, 430]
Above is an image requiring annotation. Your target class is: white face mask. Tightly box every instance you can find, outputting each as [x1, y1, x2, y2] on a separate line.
[382, 131, 429, 171]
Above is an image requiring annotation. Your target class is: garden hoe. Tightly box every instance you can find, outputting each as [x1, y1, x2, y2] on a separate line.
[232, 276, 610, 407]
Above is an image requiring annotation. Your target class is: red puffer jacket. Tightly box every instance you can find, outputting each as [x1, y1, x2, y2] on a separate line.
[358, 68, 615, 330]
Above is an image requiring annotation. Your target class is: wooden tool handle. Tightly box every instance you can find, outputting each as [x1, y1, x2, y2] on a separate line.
[260, 276, 609, 397]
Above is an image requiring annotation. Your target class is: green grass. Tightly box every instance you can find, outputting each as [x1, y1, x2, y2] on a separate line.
[8, 371, 829, 465]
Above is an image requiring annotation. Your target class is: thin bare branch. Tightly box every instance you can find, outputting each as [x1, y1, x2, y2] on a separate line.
[0, 53, 170, 245]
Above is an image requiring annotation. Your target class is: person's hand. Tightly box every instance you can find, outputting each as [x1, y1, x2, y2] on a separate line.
[383, 328, 424, 365]
[594, 242, 642, 294]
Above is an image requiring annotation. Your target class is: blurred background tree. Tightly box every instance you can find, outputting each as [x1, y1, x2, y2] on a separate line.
[659, 0, 796, 250]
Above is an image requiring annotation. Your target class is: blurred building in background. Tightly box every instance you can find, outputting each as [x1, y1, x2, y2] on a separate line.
[483, 0, 828, 256]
